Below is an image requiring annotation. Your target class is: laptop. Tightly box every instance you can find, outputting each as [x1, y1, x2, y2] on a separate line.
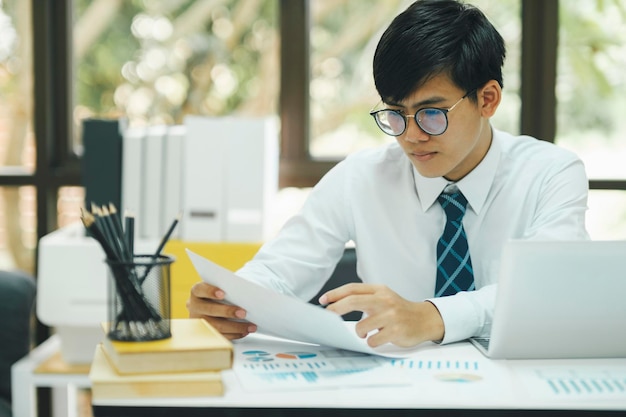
[469, 240, 626, 359]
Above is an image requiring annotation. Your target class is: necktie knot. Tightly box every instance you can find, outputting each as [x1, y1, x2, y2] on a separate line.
[437, 191, 468, 222]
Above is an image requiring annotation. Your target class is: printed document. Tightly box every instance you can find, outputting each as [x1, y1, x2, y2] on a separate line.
[187, 249, 421, 357]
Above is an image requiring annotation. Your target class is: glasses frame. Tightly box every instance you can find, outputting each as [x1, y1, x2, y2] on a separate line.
[370, 90, 475, 137]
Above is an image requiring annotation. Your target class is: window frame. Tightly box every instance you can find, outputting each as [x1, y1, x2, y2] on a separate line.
[278, 0, 336, 187]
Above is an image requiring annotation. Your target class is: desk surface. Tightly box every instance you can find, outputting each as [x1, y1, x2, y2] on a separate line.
[91, 332, 626, 416]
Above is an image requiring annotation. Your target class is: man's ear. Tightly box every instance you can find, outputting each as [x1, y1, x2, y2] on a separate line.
[479, 80, 501, 118]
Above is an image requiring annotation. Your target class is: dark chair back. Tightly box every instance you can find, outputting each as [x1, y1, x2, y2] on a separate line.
[0, 270, 36, 410]
[309, 248, 362, 321]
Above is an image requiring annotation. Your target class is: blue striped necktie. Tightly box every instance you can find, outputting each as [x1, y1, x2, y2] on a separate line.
[435, 190, 475, 297]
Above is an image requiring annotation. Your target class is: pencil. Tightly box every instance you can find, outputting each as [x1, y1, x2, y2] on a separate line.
[101, 205, 129, 261]
[91, 204, 117, 258]
[108, 204, 126, 242]
[124, 210, 135, 258]
[81, 208, 117, 260]
[154, 212, 181, 257]
[137, 212, 181, 284]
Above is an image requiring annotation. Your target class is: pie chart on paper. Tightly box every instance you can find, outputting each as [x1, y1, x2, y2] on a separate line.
[434, 372, 482, 383]
[275, 351, 318, 359]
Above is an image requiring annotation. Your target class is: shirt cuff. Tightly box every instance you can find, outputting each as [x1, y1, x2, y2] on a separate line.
[426, 293, 481, 344]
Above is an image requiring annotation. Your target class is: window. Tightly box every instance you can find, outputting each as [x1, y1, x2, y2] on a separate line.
[0, 0, 36, 272]
[73, 0, 279, 138]
[554, 0, 626, 239]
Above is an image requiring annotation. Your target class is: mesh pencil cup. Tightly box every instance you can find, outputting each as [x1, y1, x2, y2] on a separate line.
[105, 254, 174, 341]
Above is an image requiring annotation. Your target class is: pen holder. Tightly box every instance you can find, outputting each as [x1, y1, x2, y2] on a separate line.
[105, 254, 174, 342]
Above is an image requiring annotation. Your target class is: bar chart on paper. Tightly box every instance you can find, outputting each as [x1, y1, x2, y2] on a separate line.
[389, 358, 481, 371]
[389, 358, 485, 384]
[514, 365, 626, 401]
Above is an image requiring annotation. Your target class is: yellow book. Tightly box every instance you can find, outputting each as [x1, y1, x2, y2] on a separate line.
[90, 344, 223, 399]
[101, 318, 233, 375]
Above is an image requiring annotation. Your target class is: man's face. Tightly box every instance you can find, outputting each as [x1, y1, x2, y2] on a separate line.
[385, 74, 492, 181]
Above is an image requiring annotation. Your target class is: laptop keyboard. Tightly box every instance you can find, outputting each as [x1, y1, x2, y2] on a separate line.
[473, 337, 490, 350]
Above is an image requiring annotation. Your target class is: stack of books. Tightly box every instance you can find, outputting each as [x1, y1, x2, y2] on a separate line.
[89, 318, 233, 399]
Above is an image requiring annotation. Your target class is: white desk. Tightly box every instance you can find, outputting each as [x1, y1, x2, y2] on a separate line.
[11, 335, 91, 417]
[91, 333, 626, 416]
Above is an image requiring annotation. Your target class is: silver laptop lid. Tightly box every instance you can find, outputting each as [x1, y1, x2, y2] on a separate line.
[487, 240, 626, 359]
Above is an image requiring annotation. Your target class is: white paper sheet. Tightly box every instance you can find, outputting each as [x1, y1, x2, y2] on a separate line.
[186, 249, 421, 357]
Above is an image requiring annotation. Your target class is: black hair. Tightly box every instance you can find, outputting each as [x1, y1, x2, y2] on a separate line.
[373, 0, 505, 103]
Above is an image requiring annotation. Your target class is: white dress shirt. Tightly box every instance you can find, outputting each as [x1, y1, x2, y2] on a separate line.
[236, 128, 590, 344]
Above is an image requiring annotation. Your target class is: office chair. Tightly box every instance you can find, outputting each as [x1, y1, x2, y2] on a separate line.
[0, 270, 36, 417]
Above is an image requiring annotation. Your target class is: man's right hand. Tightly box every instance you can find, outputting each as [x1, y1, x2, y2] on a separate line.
[187, 282, 257, 340]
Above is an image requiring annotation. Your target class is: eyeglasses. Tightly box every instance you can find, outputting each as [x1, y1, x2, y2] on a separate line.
[369, 91, 473, 137]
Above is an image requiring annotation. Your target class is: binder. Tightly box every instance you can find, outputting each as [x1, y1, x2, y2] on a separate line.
[81, 118, 124, 211]
[121, 125, 145, 237]
[180, 116, 226, 241]
[141, 125, 167, 239]
[161, 125, 185, 239]
[179, 116, 279, 242]
[224, 117, 279, 242]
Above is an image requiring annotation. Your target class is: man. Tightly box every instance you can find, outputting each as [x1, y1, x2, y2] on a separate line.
[188, 0, 589, 348]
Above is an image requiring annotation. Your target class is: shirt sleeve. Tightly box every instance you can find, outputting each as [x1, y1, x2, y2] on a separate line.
[428, 284, 496, 343]
[235, 160, 354, 302]
[523, 158, 590, 241]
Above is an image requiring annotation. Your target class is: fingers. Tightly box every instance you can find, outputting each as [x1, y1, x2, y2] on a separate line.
[318, 283, 376, 306]
[201, 316, 257, 341]
[324, 293, 377, 317]
[354, 316, 391, 347]
[321, 284, 445, 348]
[320, 283, 385, 317]
[355, 301, 445, 348]
[188, 282, 245, 319]
[187, 282, 257, 340]
[190, 281, 224, 301]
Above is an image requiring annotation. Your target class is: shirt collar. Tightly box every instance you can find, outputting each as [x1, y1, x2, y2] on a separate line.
[413, 129, 502, 214]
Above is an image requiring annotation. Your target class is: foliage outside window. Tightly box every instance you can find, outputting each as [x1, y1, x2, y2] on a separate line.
[73, 0, 279, 147]
[555, 0, 626, 238]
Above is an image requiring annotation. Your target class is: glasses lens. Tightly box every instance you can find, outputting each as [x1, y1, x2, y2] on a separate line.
[417, 108, 447, 135]
[374, 110, 406, 136]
